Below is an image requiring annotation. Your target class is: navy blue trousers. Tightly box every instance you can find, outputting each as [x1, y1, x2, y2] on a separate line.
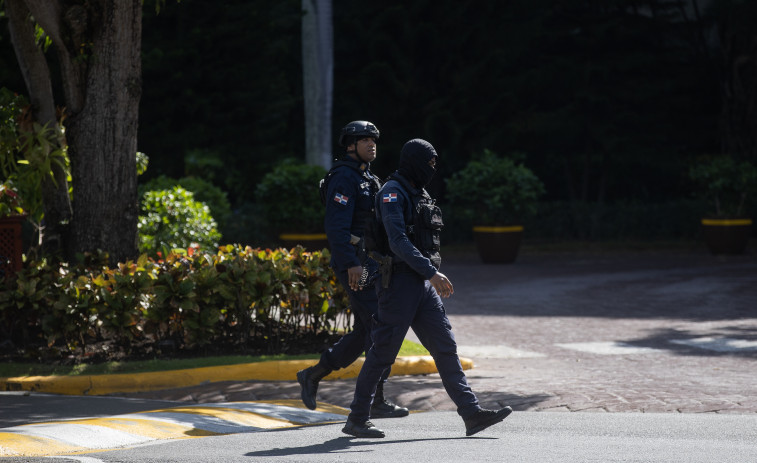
[348, 269, 480, 422]
[321, 269, 390, 383]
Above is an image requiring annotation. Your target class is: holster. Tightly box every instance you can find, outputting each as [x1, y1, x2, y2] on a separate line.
[369, 251, 393, 288]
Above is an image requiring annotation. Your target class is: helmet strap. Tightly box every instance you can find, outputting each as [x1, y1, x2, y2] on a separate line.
[345, 136, 357, 155]
[346, 136, 373, 167]
[346, 145, 370, 169]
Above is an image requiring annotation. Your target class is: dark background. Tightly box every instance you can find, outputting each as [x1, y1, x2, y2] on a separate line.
[3, 0, 755, 245]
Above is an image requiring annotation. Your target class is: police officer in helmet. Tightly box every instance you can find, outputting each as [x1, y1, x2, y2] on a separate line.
[342, 138, 513, 438]
[296, 121, 408, 419]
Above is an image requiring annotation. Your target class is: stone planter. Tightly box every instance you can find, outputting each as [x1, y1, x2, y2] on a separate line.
[701, 218, 752, 255]
[472, 225, 523, 264]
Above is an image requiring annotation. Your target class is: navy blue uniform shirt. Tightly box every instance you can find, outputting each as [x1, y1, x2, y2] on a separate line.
[376, 173, 438, 280]
[324, 156, 380, 271]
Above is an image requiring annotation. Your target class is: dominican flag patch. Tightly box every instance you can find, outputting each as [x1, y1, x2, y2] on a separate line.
[334, 193, 349, 205]
[382, 193, 398, 203]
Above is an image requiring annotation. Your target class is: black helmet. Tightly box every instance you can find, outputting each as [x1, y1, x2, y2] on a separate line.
[339, 120, 380, 147]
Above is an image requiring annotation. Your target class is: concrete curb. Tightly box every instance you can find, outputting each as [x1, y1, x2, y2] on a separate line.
[1, 355, 474, 396]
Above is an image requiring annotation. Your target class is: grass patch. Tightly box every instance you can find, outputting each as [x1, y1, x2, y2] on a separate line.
[0, 339, 429, 378]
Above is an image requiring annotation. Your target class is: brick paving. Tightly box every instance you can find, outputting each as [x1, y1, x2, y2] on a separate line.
[122, 246, 757, 415]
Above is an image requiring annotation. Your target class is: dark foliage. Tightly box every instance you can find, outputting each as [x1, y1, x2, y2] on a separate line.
[0, 1, 748, 243]
[0, 246, 351, 363]
[136, 1, 721, 223]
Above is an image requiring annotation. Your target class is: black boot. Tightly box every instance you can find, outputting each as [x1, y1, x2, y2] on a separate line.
[342, 418, 385, 438]
[463, 406, 513, 436]
[296, 363, 331, 410]
[370, 382, 409, 418]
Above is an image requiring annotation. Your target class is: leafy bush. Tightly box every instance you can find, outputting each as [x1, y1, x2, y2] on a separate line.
[0, 181, 24, 217]
[138, 186, 222, 256]
[255, 159, 327, 234]
[446, 150, 545, 225]
[688, 155, 757, 217]
[0, 88, 69, 237]
[136, 151, 149, 176]
[139, 174, 231, 231]
[0, 246, 350, 361]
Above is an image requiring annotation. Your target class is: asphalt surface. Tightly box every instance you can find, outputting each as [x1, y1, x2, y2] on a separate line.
[7, 411, 757, 463]
[1, 243, 756, 461]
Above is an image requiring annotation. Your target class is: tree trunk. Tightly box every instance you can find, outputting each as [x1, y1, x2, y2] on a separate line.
[65, 1, 142, 263]
[302, 0, 333, 169]
[9, 0, 142, 264]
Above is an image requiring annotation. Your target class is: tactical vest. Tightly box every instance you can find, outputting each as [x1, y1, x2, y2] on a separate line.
[319, 159, 382, 231]
[389, 175, 444, 269]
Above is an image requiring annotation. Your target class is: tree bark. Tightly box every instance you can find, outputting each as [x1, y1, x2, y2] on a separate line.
[302, 0, 333, 169]
[8, 0, 142, 264]
[65, 1, 142, 263]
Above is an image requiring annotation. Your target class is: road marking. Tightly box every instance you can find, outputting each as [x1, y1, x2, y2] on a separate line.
[556, 342, 660, 355]
[0, 432, 82, 457]
[6, 419, 164, 449]
[131, 406, 295, 432]
[458, 345, 545, 359]
[46, 457, 106, 463]
[194, 401, 347, 424]
[670, 337, 757, 352]
[0, 400, 348, 458]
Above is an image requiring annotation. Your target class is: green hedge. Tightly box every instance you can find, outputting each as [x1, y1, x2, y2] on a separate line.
[0, 245, 349, 361]
[139, 174, 232, 233]
[138, 186, 222, 256]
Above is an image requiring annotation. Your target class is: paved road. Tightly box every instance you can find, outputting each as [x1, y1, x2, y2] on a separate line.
[120, 247, 757, 415]
[3, 409, 757, 462]
[85, 412, 757, 463]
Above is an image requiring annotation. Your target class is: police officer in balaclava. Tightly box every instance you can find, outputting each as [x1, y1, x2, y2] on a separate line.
[342, 138, 513, 438]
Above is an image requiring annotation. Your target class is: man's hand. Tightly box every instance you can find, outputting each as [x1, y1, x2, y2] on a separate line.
[430, 271, 454, 298]
[347, 265, 363, 291]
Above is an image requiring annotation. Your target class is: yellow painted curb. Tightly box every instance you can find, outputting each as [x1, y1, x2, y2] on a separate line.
[0, 355, 474, 396]
[701, 218, 752, 226]
[472, 225, 524, 233]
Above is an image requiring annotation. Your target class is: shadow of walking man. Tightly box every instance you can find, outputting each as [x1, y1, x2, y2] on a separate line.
[245, 434, 491, 458]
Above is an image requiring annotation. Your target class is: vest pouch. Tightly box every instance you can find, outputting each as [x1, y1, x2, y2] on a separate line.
[428, 251, 442, 270]
[364, 211, 389, 255]
[415, 201, 443, 253]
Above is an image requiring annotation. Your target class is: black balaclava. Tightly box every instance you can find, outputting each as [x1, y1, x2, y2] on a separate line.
[398, 138, 437, 187]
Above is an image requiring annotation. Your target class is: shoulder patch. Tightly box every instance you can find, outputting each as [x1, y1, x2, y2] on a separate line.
[334, 193, 349, 205]
[382, 193, 398, 203]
